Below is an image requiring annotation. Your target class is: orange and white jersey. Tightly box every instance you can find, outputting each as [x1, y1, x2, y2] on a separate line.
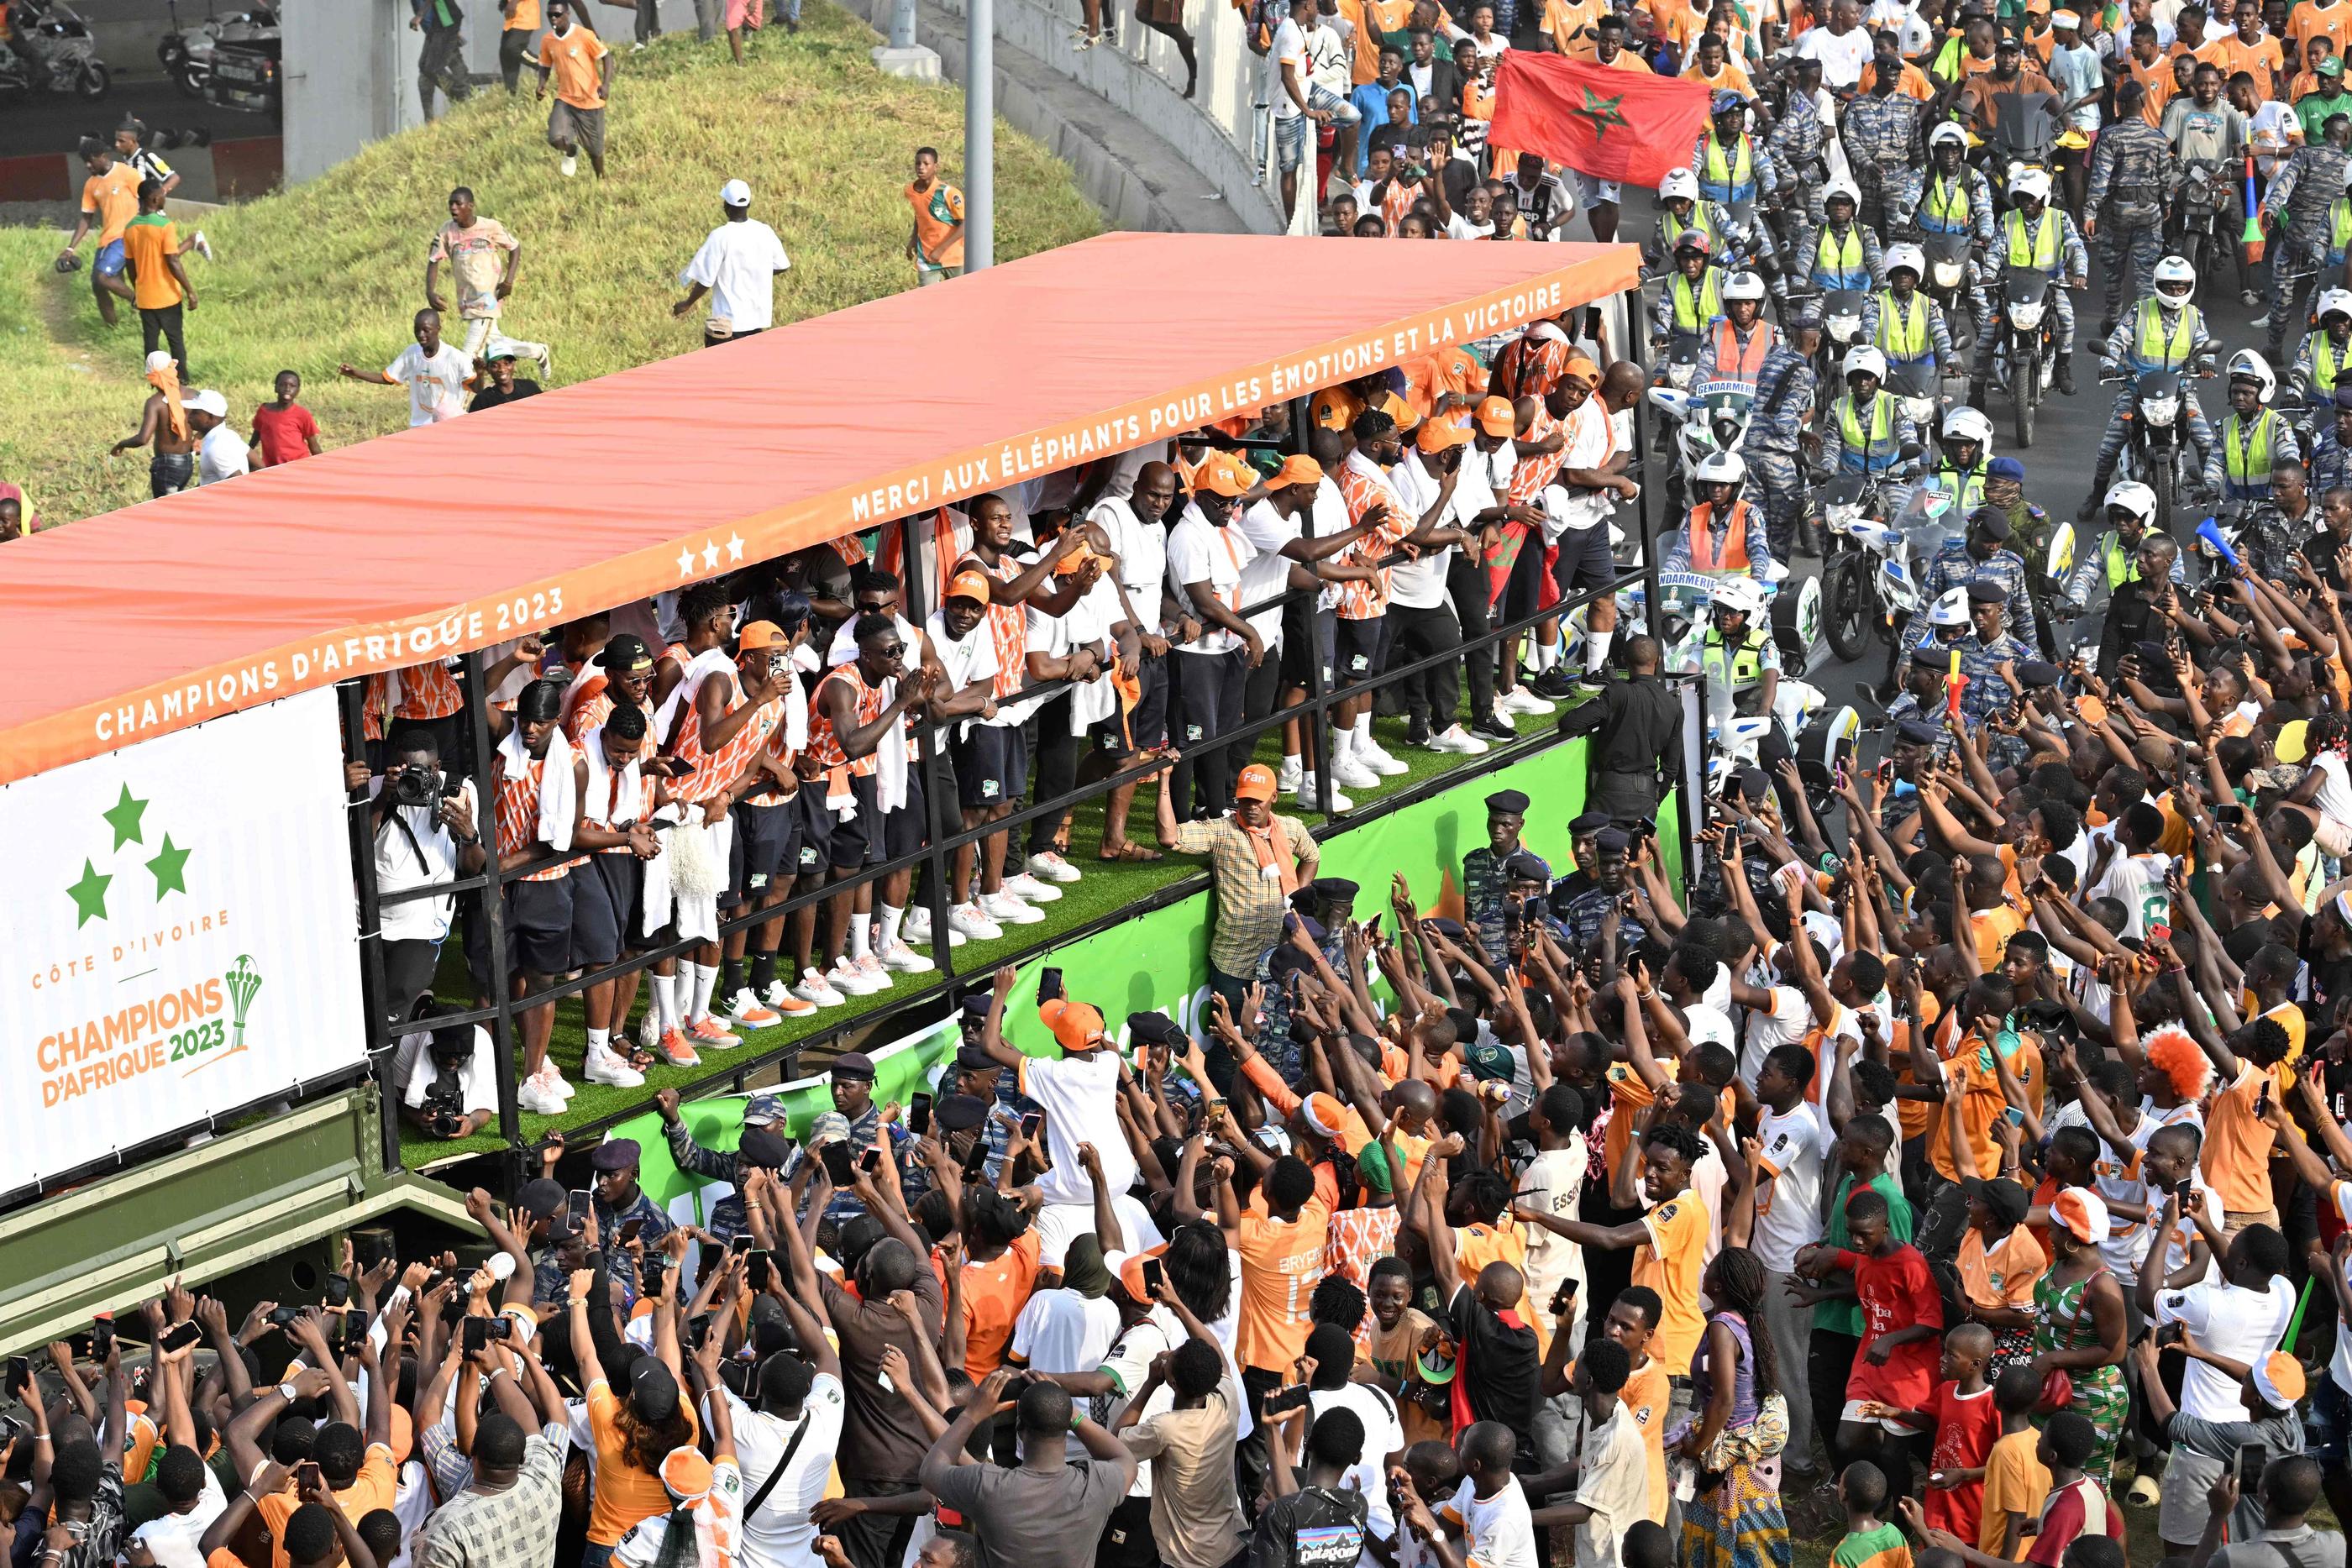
[493, 753, 582, 882]
[1333, 450, 1413, 620]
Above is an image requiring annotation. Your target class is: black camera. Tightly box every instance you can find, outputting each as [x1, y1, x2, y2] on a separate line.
[387, 763, 445, 808]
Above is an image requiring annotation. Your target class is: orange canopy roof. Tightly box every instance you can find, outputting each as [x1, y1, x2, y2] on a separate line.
[0, 233, 1636, 784]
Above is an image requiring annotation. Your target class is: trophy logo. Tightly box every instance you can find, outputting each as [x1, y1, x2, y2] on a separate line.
[224, 955, 264, 1049]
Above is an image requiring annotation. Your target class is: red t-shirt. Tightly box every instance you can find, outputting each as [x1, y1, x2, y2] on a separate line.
[252, 402, 318, 466]
[1835, 1244, 1945, 1409]
[2024, 1477, 2124, 1565]
[1924, 1381, 2003, 1544]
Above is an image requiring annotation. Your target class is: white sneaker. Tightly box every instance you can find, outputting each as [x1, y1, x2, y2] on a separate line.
[727, 987, 784, 1029]
[1497, 688, 1554, 716]
[1002, 871, 1063, 903]
[879, 939, 936, 973]
[1425, 724, 1489, 755]
[759, 978, 818, 1016]
[904, 905, 933, 944]
[854, 955, 893, 989]
[950, 902, 1005, 940]
[538, 1066, 576, 1100]
[1332, 754, 1383, 790]
[792, 969, 847, 1008]
[829, 957, 890, 996]
[1026, 851, 1083, 884]
[559, 153, 579, 176]
[980, 891, 1046, 926]
[190, 230, 214, 261]
[516, 1076, 565, 1114]
[1357, 742, 1409, 776]
[1294, 773, 1353, 811]
[1277, 756, 1304, 793]
[584, 1047, 644, 1088]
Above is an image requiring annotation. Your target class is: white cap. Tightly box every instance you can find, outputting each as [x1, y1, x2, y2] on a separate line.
[720, 178, 752, 207]
[144, 349, 176, 374]
[2051, 8, 2078, 24]
[186, 389, 228, 417]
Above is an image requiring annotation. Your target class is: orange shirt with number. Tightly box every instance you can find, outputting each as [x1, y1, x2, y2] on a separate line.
[1236, 1193, 1332, 1372]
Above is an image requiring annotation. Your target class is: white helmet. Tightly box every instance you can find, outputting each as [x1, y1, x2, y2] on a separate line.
[1943, 406, 1994, 445]
[1929, 122, 1968, 151]
[1844, 345, 1889, 381]
[1883, 242, 1926, 279]
[2153, 254, 2196, 304]
[2320, 287, 2352, 323]
[1723, 270, 1767, 302]
[1822, 176, 1861, 209]
[1661, 167, 1700, 202]
[2227, 348, 2277, 403]
[1695, 449, 1749, 488]
[1929, 586, 1970, 627]
[1710, 574, 1768, 616]
[2103, 480, 2158, 524]
[2009, 165, 2053, 203]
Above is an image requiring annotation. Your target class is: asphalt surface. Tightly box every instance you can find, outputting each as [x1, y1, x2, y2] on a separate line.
[0, 71, 275, 160]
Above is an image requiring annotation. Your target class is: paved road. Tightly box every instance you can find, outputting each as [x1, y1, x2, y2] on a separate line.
[0, 72, 275, 161]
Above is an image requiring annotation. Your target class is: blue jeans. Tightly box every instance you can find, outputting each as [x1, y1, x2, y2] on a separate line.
[580, 1544, 615, 1568]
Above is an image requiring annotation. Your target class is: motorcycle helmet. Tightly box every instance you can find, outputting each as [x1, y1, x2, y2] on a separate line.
[1928, 586, 1970, 627]
[1710, 574, 1768, 619]
[2152, 254, 2196, 307]
[1695, 449, 1749, 490]
[1674, 228, 1714, 257]
[2318, 287, 2352, 325]
[2103, 480, 2158, 526]
[1822, 176, 1861, 213]
[1883, 242, 1926, 281]
[2009, 165, 2053, 204]
[1662, 167, 1701, 203]
[1942, 406, 1994, 447]
[2226, 348, 2277, 404]
[1843, 345, 1888, 383]
[1929, 122, 1968, 152]
[1722, 270, 1767, 302]
[1712, 90, 1747, 118]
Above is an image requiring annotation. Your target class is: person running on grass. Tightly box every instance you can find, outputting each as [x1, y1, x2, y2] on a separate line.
[533, 0, 612, 179]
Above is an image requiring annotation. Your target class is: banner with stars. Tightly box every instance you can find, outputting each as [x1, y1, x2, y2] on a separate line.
[0, 688, 364, 1197]
[1488, 52, 1713, 189]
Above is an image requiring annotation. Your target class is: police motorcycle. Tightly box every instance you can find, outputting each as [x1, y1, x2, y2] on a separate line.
[1668, 573, 1859, 808]
[1974, 96, 2059, 214]
[1818, 441, 1935, 663]
[2175, 156, 2235, 286]
[2105, 376, 2212, 536]
[1919, 229, 1979, 359]
[1618, 450, 1830, 679]
[1646, 377, 1758, 520]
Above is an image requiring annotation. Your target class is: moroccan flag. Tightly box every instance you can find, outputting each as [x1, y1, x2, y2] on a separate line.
[1488, 52, 1711, 188]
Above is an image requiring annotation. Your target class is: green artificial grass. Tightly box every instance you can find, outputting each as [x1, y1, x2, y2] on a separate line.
[401, 696, 1577, 1164]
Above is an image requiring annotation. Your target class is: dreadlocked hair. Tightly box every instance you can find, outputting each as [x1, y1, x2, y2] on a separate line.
[1708, 1246, 1777, 1401]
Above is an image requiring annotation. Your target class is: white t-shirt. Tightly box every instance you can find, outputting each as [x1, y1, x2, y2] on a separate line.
[1798, 23, 1872, 85]
[371, 776, 475, 943]
[1684, 1000, 1738, 1052]
[1026, 580, 1122, 731]
[1861, 0, 1932, 54]
[197, 421, 250, 485]
[1306, 20, 1352, 97]
[1269, 15, 1310, 118]
[2333, 1180, 2352, 1393]
[2093, 850, 2171, 941]
[1751, 1102, 1832, 1272]
[1570, 1403, 1651, 1568]
[1308, 1382, 1404, 1546]
[1012, 1287, 1123, 1375]
[1089, 494, 1168, 635]
[2313, 751, 2352, 835]
[395, 1023, 501, 1117]
[681, 218, 792, 333]
[1165, 506, 1259, 657]
[1020, 1050, 1136, 1206]
[129, 1471, 228, 1568]
[2155, 1275, 2296, 1421]
[1442, 1476, 1538, 1568]
[386, 341, 472, 425]
[1551, 397, 1616, 532]
[1385, 453, 1456, 610]
[1234, 499, 1303, 646]
[1736, 985, 1814, 1082]
[718, 1378, 843, 1568]
[925, 611, 1005, 740]
[1516, 1141, 1588, 1329]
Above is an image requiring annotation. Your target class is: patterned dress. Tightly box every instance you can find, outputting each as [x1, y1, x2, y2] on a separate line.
[2030, 1266, 2127, 1485]
[1680, 1311, 1792, 1568]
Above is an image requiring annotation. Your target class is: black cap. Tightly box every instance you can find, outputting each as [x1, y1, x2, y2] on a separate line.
[1485, 789, 1530, 815]
[517, 1177, 566, 1219]
[601, 632, 654, 674]
[1312, 877, 1361, 902]
[831, 1051, 877, 1083]
[1895, 717, 1940, 745]
[1128, 1012, 1186, 1046]
[1964, 1176, 2032, 1226]
[591, 1137, 641, 1172]
[1966, 581, 2007, 606]
[953, 1044, 997, 1072]
[1501, 848, 1552, 882]
[738, 1127, 790, 1169]
[1425, 916, 1468, 939]
[2017, 659, 2062, 689]
[517, 677, 564, 725]
[1969, 506, 2013, 543]
[1569, 810, 1610, 835]
[959, 993, 994, 1020]
[1734, 765, 1772, 801]
[933, 1093, 990, 1132]
[629, 1357, 680, 1423]
[1595, 826, 1632, 854]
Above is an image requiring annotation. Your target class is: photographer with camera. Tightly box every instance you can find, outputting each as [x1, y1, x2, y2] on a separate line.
[349, 728, 486, 1034]
[394, 1004, 500, 1141]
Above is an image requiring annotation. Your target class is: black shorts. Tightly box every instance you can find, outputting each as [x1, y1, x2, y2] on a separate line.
[571, 852, 639, 968]
[1126, 652, 1170, 751]
[950, 723, 1027, 812]
[1334, 614, 1383, 689]
[730, 799, 798, 905]
[886, 769, 928, 860]
[1551, 522, 1615, 599]
[832, 773, 883, 870]
[1278, 601, 1334, 691]
[790, 788, 832, 878]
[506, 872, 575, 977]
[1499, 527, 1549, 621]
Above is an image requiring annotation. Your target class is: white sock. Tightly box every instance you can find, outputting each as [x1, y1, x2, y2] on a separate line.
[653, 970, 680, 1035]
[880, 904, 906, 951]
[850, 917, 873, 962]
[1533, 636, 1560, 672]
[1354, 715, 1374, 749]
[1331, 724, 1354, 757]
[690, 962, 718, 1023]
[1587, 629, 1614, 673]
[587, 1027, 610, 1057]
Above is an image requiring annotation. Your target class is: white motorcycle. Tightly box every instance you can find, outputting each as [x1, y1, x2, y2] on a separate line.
[1646, 574, 1858, 801]
[1646, 379, 1758, 519]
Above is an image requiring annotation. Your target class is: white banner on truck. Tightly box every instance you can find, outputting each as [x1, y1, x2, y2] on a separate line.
[0, 688, 365, 1194]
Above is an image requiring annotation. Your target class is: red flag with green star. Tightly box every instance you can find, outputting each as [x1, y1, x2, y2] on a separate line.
[1488, 52, 1712, 189]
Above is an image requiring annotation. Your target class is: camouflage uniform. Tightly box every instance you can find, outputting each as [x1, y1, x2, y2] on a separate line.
[2218, 409, 2302, 504]
[1740, 340, 1819, 562]
[2090, 300, 2222, 500]
[1643, 200, 1777, 280]
[1692, 128, 1780, 205]
[1861, 286, 1958, 371]
[1917, 162, 1998, 350]
[1794, 216, 1887, 293]
[2082, 115, 2172, 325]
[2261, 140, 2352, 359]
[1841, 90, 1927, 233]
[1920, 538, 2034, 641]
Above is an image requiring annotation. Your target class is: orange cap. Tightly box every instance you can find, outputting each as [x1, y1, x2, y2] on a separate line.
[1117, 1243, 1170, 1302]
[1475, 396, 1519, 437]
[1387, 396, 1423, 433]
[1041, 997, 1109, 1051]
[1196, 457, 1252, 499]
[1236, 763, 1278, 801]
[1054, 543, 1108, 577]
[945, 569, 992, 604]
[389, 1403, 415, 1465]
[1273, 454, 1325, 488]
[738, 620, 787, 650]
[1561, 354, 1600, 384]
[1415, 419, 1473, 453]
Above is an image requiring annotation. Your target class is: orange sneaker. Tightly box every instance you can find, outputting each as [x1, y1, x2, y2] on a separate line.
[726, 988, 783, 1029]
[690, 1015, 742, 1050]
[659, 1028, 701, 1067]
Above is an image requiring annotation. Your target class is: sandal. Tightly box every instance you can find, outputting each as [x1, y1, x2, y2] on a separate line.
[624, 1045, 658, 1072]
[1099, 840, 1163, 862]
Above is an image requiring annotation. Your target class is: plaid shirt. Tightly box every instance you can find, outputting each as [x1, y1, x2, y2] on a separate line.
[414, 1430, 566, 1568]
[1173, 813, 1319, 978]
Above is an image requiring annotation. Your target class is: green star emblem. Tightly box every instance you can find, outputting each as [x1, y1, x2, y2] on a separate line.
[102, 784, 148, 849]
[147, 835, 191, 898]
[67, 859, 111, 927]
[1572, 86, 1630, 139]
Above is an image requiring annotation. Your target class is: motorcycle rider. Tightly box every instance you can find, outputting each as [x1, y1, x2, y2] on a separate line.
[1698, 270, 1781, 387]
[1801, 176, 1884, 296]
[1664, 449, 1776, 580]
[1743, 296, 1823, 560]
[1928, 406, 1995, 516]
[1863, 244, 1957, 374]
[1822, 346, 1919, 475]
[1645, 167, 1777, 281]
[1840, 36, 1928, 233]
[2307, 385, 2352, 494]
[2082, 254, 2221, 518]
[2260, 109, 2352, 364]
[1695, 574, 1790, 768]
[1893, 585, 1974, 703]
[1921, 504, 2033, 643]
[2218, 350, 2302, 505]
[2083, 77, 2172, 335]
[1918, 121, 1997, 350]
[1982, 455, 2065, 659]
[1971, 165, 2088, 409]
[2294, 287, 2352, 414]
[2058, 480, 2187, 621]
[1651, 229, 1726, 347]
[1693, 90, 1777, 207]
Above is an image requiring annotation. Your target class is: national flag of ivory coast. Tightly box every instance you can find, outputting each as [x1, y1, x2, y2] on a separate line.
[1487, 53, 1715, 190]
